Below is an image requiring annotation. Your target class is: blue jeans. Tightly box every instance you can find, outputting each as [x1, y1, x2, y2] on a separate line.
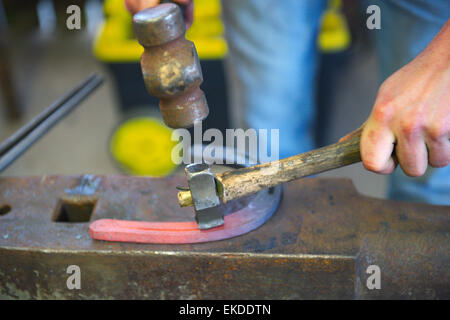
[221, 0, 326, 157]
[221, 0, 450, 205]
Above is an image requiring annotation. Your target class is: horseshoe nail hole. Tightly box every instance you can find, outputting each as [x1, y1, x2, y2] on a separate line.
[0, 205, 11, 216]
[53, 199, 96, 223]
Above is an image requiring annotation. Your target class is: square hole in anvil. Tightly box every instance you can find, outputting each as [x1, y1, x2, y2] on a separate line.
[53, 199, 97, 223]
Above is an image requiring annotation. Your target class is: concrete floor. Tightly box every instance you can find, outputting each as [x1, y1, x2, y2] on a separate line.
[0, 29, 388, 199]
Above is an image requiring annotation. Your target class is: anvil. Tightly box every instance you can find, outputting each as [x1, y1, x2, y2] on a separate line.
[0, 175, 448, 299]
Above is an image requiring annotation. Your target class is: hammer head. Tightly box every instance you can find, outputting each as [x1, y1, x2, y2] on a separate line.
[133, 4, 209, 129]
[185, 163, 224, 230]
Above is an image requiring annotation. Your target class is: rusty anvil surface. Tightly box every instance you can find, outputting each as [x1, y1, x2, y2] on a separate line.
[0, 175, 448, 299]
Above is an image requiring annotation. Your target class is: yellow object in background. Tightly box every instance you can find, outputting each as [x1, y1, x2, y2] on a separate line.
[94, 0, 228, 62]
[110, 117, 178, 177]
[318, 0, 351, 53]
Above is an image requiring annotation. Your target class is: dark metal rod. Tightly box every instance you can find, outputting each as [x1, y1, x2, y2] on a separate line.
[0, 73, 97, 157]
[0, 74, 103, 173]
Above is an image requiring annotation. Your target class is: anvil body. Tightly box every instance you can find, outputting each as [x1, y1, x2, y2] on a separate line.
[0, 175, 448, 299]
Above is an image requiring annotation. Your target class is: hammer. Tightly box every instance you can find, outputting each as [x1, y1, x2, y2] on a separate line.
[133, 3, 208, 128]
[178, 130, 364, 229]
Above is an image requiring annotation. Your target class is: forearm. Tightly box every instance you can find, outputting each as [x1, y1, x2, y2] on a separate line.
[421, 19, 450, 63]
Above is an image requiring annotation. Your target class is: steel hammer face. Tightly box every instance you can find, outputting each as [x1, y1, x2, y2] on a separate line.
[185, 163, 224, 230]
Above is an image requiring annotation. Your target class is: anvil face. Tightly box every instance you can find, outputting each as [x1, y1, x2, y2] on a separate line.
[0, 175, 448, 299]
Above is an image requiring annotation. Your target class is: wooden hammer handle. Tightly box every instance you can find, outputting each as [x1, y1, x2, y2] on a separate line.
[178, 130, 362, 207]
